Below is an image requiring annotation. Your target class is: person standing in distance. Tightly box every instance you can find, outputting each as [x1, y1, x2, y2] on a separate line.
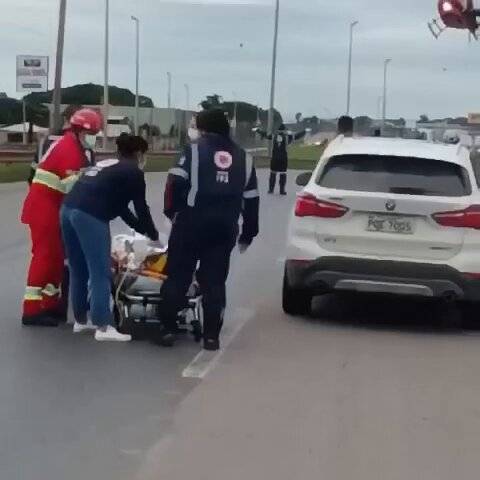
[160, 108, 260, 350]
[253, 124, 308, 196]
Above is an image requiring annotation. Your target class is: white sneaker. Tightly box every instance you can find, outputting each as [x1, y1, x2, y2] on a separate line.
[95, 326, 132, 342]
[73, 321, 97, 334]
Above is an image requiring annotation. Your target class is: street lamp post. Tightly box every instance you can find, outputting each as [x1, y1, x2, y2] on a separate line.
[382, 58, 392, 133]
[131, 16, 140, 135]
[184, 83, 190, 110]
[103, 0, 110, 150]
[267, 0, 280, 153]
[52, 0, 67, 132]
[346, 20, 358, 116]
[167, 72, 172, 109]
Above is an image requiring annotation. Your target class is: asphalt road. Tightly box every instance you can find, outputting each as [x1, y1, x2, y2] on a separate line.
[2, 172, 480, 480]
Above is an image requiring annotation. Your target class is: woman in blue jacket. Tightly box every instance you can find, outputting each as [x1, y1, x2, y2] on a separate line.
[61, 134, 158, 342]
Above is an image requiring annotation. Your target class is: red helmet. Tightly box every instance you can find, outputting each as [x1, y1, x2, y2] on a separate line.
[70, 108, 103, 134]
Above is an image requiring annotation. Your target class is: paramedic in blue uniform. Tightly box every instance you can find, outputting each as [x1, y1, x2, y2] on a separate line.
[160, 108, 260, 350]
[254, 124, 307, 195]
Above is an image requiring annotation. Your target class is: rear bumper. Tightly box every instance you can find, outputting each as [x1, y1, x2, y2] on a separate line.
[286, 257, 480, 302]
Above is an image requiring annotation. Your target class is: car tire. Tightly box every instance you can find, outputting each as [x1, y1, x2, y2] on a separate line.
[282, 269, 313, 316]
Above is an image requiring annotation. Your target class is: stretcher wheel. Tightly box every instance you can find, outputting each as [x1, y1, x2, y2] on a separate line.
[114, 300, 135, 335]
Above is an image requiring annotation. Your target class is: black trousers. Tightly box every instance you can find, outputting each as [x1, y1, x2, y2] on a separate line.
[269, 171, 287, 193]
[160, 216, 236, 340]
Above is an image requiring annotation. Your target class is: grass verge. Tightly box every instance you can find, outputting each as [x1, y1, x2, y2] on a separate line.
[0, 143, 325, 183]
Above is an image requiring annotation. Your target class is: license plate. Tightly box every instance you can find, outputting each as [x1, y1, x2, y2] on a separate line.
[366, 215, 414, 235]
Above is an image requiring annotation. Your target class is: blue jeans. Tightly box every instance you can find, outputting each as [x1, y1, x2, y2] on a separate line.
[61, 206, 112, 327]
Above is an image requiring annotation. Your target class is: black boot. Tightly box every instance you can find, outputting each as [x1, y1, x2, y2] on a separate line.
[203, 338, 220, 351]
[268, 172, 276, 194]
[22, 312, 59, 327]
[279, 173, 287, 195]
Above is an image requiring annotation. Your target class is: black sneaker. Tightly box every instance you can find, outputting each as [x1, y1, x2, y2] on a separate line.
[268, 190, 274, 195]
[280, 191, 287, 196]
[203, 338, 220, 351]
[22, 313, 59, 327]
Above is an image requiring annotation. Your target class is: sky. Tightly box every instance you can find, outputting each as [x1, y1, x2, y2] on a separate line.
[1, 0, 480, 121]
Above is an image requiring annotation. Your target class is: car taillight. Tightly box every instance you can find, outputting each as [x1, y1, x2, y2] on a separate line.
[295, 194, 348, 218]
[432, 205, 480, 229]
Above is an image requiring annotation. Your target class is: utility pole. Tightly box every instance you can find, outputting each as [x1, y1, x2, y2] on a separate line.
[267, 0, 280, 154]
[132, 16, 140, 135]
[382, 58, 392, 133]
[167, 72, 172, 109]
[52, 0, 67, 132]
[184, 83, 190, 110]
[346, 20, 358, 116]
[103, 0, 110, 150]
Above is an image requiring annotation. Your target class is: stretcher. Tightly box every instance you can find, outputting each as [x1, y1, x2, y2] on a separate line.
[111, 233, 203, 342]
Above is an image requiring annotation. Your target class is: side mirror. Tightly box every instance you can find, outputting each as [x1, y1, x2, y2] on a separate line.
[296, 171, 312, 187]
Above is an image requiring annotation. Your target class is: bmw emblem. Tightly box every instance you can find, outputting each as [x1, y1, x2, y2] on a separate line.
[386, 200, 396, 212]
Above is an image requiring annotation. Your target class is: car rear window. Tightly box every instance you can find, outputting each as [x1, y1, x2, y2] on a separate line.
[317, 154, 471, 197]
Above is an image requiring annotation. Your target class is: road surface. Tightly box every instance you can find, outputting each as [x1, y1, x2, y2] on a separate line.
[1, 173, 480, 480]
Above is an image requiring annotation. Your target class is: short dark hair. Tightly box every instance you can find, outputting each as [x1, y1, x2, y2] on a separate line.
[116, 133, 149, 157]
[337, 116, 354, 135]
[197, 108, 230, 137]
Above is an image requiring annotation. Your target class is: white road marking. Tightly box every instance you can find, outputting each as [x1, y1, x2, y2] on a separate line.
[182, 307, 255, 379]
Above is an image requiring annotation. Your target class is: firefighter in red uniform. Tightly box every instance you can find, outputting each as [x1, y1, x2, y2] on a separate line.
[21, 108, 103, 327]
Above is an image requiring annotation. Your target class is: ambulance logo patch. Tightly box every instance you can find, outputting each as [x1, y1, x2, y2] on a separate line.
[214, 151, 233, 170]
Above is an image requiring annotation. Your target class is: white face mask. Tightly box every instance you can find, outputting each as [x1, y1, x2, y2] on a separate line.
[83, 135, 97, 149]
[188, 128, 200, 142]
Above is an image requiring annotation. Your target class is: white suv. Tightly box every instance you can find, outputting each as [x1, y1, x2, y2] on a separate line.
[284, 136, 480, 316]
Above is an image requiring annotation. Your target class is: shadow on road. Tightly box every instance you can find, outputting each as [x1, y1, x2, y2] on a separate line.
[307, 293, 479, 335]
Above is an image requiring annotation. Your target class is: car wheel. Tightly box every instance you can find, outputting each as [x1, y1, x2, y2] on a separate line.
[282, 269, 313, 316]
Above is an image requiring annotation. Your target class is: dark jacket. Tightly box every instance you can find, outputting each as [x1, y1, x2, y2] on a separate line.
[65, 158, 158, 241]
[164, 133, 259, 245]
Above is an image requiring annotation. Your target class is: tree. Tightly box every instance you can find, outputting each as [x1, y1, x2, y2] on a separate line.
[200, 94, 223, 110]
[24, 83, 154, 108]
[295, 112, 303, 124]
[354, 116, 373, 134]
[199, 95, 283, 129]
[0, 97, 49, 127]
[304, 115, 319, 126]
[419, 114, 429, 123]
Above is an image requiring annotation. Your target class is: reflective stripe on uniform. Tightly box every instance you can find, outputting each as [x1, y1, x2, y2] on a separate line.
[169, 167, 189, 180]
[187, 144, 199, 207]
[24, 286, 43, 302]
[61, 173, 80, 194]
[243, 189, 259, 199]
[32, 168, 78, 194]
[245, 153, 253, 187]
[42, 284, 61, 298]
[32, 168, 64, 193]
